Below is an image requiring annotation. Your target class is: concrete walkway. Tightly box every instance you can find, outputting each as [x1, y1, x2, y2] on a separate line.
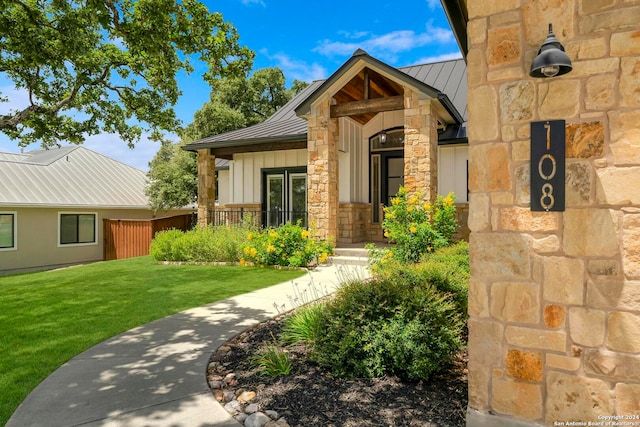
[7, 264, 369, 427]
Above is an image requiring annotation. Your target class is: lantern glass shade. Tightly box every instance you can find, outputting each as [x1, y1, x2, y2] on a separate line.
[379, 131, 388, 144]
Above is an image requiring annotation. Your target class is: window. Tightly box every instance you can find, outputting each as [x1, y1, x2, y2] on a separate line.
[262, 167, 307, 227]
[59, 213, 97, 246]
[0, 212, 16, 250]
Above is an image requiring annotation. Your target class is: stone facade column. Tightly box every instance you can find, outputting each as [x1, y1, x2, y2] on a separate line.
[465, 1, 640, 426]
[307, 98, 339, 241]
[197, 149, 216, 227]
[403, 88, 438, 202]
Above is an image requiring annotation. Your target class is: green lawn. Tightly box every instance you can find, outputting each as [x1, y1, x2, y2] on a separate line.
[0, 257, 306, 425]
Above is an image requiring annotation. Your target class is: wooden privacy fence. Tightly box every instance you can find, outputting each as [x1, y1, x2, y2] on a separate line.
[103, 214, 194, 261]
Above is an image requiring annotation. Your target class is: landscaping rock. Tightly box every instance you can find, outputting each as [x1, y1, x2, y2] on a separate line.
[244, 412, 271, 427]
[245, 403, 259, 414]
[223, 400, 242, 416]
[237, 390, 256, 403]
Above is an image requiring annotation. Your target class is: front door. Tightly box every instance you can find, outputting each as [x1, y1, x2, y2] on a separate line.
[370, 127, 405, 223]
[385, 157, 404, 206]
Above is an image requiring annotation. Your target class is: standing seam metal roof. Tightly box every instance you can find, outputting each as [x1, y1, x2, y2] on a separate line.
[0, 146, 153, 208]
[184, 57, 466, 150]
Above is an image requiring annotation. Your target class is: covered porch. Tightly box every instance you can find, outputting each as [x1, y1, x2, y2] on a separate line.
[185, 50, 468, 244]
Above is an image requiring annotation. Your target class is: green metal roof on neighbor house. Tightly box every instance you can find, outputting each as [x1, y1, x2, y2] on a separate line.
[183, 51, 467, 152]
[0, 146, 153, 208]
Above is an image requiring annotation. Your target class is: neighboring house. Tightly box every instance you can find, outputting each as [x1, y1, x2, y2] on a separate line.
[0, 146, 190, 274]
[185, 49, 468, 244]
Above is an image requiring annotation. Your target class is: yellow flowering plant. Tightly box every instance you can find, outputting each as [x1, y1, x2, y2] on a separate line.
[241, 221, 333, 268]
[381, 187, 458, 264]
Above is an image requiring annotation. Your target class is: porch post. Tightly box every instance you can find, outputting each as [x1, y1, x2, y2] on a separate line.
[403, 88, 438, 203]
[307, 98, 339, 242]
[197, 149, 216, 227]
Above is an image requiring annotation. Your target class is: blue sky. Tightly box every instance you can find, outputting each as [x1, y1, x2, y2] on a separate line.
[0, 0, 461, 170]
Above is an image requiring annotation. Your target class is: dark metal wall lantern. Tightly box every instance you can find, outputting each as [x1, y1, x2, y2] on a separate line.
[530, 24, 573, 78]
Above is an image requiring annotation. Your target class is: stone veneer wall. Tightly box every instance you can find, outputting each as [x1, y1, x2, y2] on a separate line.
[466, 1, 640, 425]
[307, 98, 339, 241]
[337, 203, 386, 244]
[403, 88, 439, 202]
[197, 149, 216, 227]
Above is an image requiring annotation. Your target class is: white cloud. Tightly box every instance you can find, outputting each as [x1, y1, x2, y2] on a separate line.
[337, 30, 370, 40]
[313, 23, 455, 64]
[82, 132, 173, 171]
[260, 50, 328, 82]
[413, 51, 463, 65]
[240, 0, 265, 6]
[426, 0, 441, 10]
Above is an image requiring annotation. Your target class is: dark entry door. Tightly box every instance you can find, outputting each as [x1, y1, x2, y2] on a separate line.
[385, 156, 404, 206]
[371, 151, 404, 224]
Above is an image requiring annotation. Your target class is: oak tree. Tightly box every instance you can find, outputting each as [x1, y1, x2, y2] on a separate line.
[0, 0, 254, 147]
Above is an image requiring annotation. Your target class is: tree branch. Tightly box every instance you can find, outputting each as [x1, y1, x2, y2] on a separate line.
[0, 61, 126, 133]
[0, 105, 49, 130]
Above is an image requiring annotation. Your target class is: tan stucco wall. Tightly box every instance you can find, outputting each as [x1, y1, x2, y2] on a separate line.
[466, 1, 640, 425]
[0, 207, 188, 274]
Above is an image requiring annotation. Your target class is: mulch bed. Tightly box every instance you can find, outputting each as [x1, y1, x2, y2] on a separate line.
[208, 313, 468, 426]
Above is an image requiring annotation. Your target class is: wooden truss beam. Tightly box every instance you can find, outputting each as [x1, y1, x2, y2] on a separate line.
[330, 95, 404, 118]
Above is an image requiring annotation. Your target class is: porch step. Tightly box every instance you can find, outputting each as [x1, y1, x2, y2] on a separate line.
[329, 247, 371, 267]
[328, 255, 370, 267]
[332, 247, 370, 258]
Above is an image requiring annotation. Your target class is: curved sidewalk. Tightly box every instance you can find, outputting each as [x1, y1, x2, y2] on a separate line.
[8, 264, 366, 427]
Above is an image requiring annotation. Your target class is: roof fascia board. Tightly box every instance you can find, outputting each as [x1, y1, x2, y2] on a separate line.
[440, 0, 468, 57]
[182, 133, 307, 152]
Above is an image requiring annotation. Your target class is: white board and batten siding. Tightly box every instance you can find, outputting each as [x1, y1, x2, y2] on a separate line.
[217, 170, 230, 205]
[438, 144, 468, 203]
[229, 149, 307, 204]
[339, 117, 366, 203]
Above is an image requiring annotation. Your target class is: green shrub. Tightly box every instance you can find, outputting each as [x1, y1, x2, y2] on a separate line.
[382, 187, 459, 264]
[241, 221, 333, 268]
[149, 223, 252, 263]
[291, 244, 470, 381]
[281, 303, 325, 346]
[308, 257, 466, 380]
[149, 229, 185, 261]
[371, 241, 469, 315]
[251, 341, 292, 377]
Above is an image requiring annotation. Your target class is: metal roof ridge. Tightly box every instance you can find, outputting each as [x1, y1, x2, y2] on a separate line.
[398, 57, 464, 70]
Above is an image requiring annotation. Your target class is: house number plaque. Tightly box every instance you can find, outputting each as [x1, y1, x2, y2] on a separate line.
[530, 120, 565, 212]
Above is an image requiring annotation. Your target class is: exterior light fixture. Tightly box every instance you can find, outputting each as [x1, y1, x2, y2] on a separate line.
[529, 24, 572, 78]
[379, 130, 388, 144]
[379, 112, 387, 143]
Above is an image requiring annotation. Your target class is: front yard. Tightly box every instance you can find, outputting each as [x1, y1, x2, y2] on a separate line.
[0, 257, 306, 426]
